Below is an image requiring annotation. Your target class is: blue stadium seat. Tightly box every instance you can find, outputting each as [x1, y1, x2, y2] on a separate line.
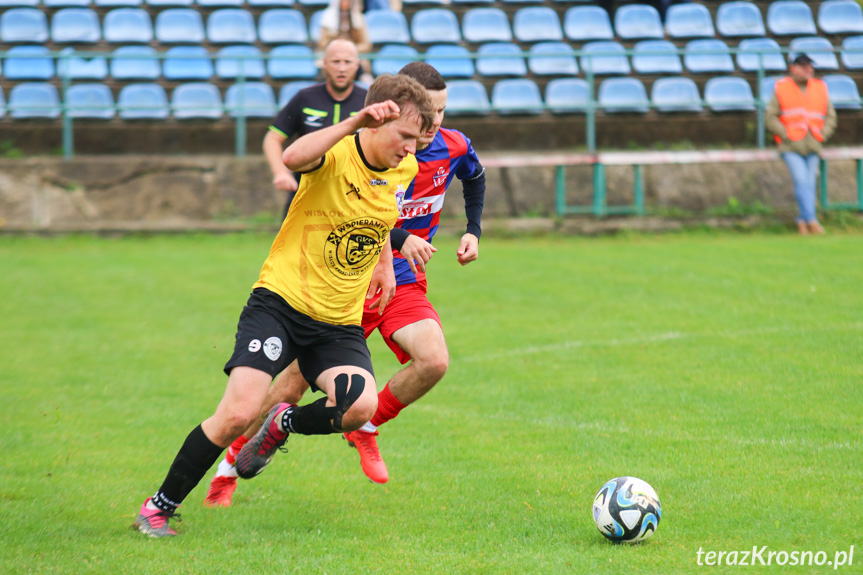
[146, 0, 192, 5]
[95, 0, 143, 6]
[424, 45, 475, 78]
[258, 9, 308, 44]
[564, 6, 613, 41]
[545, 78, 589, 114]
[452, 0, 493, 4]
[767, 1, 816, 36]
[580, 41, 630, 75]
[491, 78, 543, 115]
[0, 0, 39, 6]
[475, 42, 527, 77]
[462, 8, 512, 43]
[198, 0, 244, 6]
[632, 40, 683, 74]
[598, 77, 649, 113]
[225, 82, 276, 118]
[411, 9, 461, 44]
[44, 0, 91, 6]
[297, 0, 328, 6]
[57, 47, 109, 79]
[371, 44, 418, 76]
[65, 83, 115, 119]
[267, 45, 317, 79]
[528, 42, 578, 75]
[736, 38, 786, 72]
[1, 9, 49, 43]
[216, 46, 266, 78]
[103, 8, 153, 43]
[155, 9, 205, 43]
[683, 39, 735, 73]
[614, 4, 663, 40]
[759, 75, 781, 104]
[9, 83, 60, 119]
[172, 82, 223, 119]
[841, 36, 863, 69]
[366, 10, 411, 44]
[789, 37, 839, 70]
[439, 81, 488, 116]
[278, 80, 315, 108]
[207, 9, 257, 43]
[501, 0, 543, 4]
[249, 0, 295, 6]
[0, 87, 5, 118]
[704, 76, 755, 111]
[4, 46, 55, 80]
[651, 76, 702, 112]
[513, 7, 563, 42]
[716, 1, 765, 37]
[51, 8, 101, 43]
[118, 83, 169, 119]
[110, 46, 160, 80]
[163, 46, 214, 80]
[818, 0, 863, 34]
[822, 74, 862, 110]
[665, 3, 715, 38]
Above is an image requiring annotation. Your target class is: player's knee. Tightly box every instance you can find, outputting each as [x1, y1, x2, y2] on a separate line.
[219, 406, 258, 438]
[419, 350, 449, 384]
[339, 394, 378, 431]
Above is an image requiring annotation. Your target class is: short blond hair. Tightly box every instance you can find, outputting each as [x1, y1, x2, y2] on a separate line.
[365, 74, 435, 135]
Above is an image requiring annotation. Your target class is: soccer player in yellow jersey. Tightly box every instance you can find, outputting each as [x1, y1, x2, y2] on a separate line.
[133, 74, 434, 538]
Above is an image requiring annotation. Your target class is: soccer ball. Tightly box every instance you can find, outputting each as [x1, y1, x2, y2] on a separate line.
[592, 476, 661, 543]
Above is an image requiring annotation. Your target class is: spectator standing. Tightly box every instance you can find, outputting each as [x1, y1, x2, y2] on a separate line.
[766, 54, 837, 235]
[263, 39, 368, 219]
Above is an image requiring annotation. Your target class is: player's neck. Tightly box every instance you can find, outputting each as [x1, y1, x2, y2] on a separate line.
[357, 131, 387, 171]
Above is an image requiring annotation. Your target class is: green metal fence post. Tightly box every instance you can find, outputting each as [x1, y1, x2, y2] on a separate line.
[593, 162, 606, 217]
[60, 51, 73, 160]
[756, 55, 765, 149]
[555, 165, 566, 216]
[819, 157, 829, 209]
[858, 159, 863, 212]
[586, 66, 596, 153]
[235, 65, 247, 157]
[633, 164, 644, 215]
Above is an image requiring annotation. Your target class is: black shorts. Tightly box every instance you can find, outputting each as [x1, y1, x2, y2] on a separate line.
[224, 288, 373, 388]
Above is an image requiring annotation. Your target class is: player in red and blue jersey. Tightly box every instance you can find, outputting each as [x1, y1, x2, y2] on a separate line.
[203, 62, 484, 504]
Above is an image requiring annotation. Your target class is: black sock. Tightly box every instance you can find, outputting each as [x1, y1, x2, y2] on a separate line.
[152, 425, 224, 513]
[282, 398, 337, 436]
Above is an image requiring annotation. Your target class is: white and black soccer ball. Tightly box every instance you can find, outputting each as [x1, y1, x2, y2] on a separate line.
[592, 476, 661, 543]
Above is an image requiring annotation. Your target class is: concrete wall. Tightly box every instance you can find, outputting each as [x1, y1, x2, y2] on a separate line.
[1, 154, 861, 231]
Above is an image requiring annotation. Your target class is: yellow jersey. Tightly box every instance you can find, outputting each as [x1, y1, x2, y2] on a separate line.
[254, 133, 418, 325]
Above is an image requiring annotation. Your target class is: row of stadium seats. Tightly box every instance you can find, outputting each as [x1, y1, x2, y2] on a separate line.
[2, 74, 861, 121]
[3, 38, 863, 82]
[3, 2, 863, 48]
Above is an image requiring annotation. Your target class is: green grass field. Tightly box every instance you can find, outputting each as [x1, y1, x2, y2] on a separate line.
[1, 230, 861, 574]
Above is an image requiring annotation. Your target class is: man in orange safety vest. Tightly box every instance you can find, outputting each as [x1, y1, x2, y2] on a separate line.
[766, 54, 837, 235]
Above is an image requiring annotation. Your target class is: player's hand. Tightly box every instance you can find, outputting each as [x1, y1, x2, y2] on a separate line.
[366, 258, 397, 315]
[399, 235, 437, 275]
[273, 171, 298, 192]
[356, 101, 401, 130]
[456, 233, 479, 266]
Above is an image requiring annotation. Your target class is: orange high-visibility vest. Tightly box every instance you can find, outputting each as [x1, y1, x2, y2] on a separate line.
[774, 77, 828, 144]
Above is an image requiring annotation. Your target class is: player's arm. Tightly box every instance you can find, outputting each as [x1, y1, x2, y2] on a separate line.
[282, 101, 402, 173]
[391, 227, 437, 274]
[457, 165, 486, 266]
[367, 234, 397, 315]
[263, 130, 298, 192]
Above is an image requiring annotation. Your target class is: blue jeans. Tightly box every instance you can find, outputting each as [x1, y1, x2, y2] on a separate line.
[781, 152, 820, 223]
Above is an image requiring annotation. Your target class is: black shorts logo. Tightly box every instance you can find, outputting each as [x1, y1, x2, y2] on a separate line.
[325, 217, 389, 278]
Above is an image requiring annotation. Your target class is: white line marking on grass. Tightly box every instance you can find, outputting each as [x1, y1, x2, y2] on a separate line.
[459, 322, 863, 364]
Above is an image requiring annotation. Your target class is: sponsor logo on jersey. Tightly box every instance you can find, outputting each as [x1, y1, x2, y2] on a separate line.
[324, 217, 389, 278]
[263, 337, 282, 361]
[370, 179, 388, 186]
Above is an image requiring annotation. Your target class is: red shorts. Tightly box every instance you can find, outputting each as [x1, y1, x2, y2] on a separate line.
[362, 280, 441, 365]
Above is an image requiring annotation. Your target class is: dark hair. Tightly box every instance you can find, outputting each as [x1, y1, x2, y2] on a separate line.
[397, 61, 447, 91]
[365, 74, 435, 134]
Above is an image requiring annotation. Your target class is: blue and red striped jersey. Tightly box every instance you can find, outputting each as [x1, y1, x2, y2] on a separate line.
[393, 128, 482, 285]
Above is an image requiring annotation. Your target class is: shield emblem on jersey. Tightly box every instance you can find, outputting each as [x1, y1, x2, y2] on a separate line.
[433, 166, 448, 188]
[347, 233, 377, 265]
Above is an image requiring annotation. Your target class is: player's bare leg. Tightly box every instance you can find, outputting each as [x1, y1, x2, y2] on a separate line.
[346, 319, 449, 484]
[204, 361, 310, 507]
